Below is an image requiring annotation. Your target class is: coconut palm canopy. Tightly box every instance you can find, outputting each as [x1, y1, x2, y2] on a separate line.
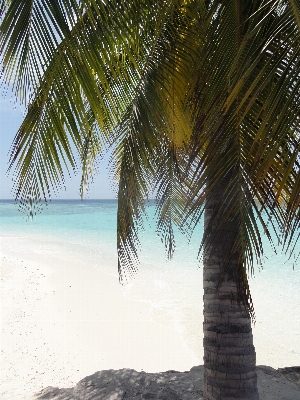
[1, 1, 300, 397]
[1, 0, 299, 286]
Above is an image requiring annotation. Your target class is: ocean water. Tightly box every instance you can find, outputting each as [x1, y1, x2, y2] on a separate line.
[1, 199, 299, 367]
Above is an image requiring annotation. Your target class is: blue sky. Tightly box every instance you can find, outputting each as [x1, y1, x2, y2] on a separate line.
[0, 95, 116, 200]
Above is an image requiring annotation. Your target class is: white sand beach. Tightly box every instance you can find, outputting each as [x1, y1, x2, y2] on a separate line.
[1, 234, 299, 399]
[1, 235, 200, 399]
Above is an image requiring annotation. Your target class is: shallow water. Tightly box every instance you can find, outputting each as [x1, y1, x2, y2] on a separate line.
[1, 199, 299, 367]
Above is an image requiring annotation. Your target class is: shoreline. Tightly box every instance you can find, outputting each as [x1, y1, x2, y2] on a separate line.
[1, 233, 299, 399]
[1, 240, 200, 399]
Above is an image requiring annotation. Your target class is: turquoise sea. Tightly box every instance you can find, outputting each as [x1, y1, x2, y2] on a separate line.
[0, 199, 299, 367]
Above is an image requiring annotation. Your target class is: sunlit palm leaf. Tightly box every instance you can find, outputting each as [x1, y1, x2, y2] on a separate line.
[182, 0, 300, 314]
[1, 0, 173, 207]
[1, 0, 299, 316]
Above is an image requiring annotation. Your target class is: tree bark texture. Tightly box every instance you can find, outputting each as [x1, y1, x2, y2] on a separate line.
[203, 170, 259, 400]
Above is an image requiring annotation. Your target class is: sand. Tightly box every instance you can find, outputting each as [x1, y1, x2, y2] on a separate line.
[33, 366, 300, 399]
[1, 235, 299, 399]
[1, 236, 199, 399]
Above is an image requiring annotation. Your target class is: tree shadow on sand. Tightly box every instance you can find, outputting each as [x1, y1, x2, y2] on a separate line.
[34, 365, 300, 400]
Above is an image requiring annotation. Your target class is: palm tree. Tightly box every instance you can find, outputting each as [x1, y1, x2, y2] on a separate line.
[1, 1, 299, 399]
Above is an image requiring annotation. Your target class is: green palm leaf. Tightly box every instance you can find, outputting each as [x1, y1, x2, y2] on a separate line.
[1, 1, 300, 396]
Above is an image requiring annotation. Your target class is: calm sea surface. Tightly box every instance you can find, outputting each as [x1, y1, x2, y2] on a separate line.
[0, 199, 298, 273]
[1, 199, 299, 366]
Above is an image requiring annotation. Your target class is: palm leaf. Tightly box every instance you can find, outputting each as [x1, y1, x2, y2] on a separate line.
[1, 0, 173, 209]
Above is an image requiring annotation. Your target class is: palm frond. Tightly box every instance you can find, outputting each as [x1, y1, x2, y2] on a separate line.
[154, 143, 186, 259]
[79, 107, 103, 200]
[115, 0, 202, 278]
[1, 0, 174, 209]
[115, 94, 159, 283]
[1, 0, 299, 316]
[182, 0, 300, 316]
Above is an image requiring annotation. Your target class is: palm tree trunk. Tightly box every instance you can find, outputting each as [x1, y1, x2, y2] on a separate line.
[203, 170, 259, 400]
